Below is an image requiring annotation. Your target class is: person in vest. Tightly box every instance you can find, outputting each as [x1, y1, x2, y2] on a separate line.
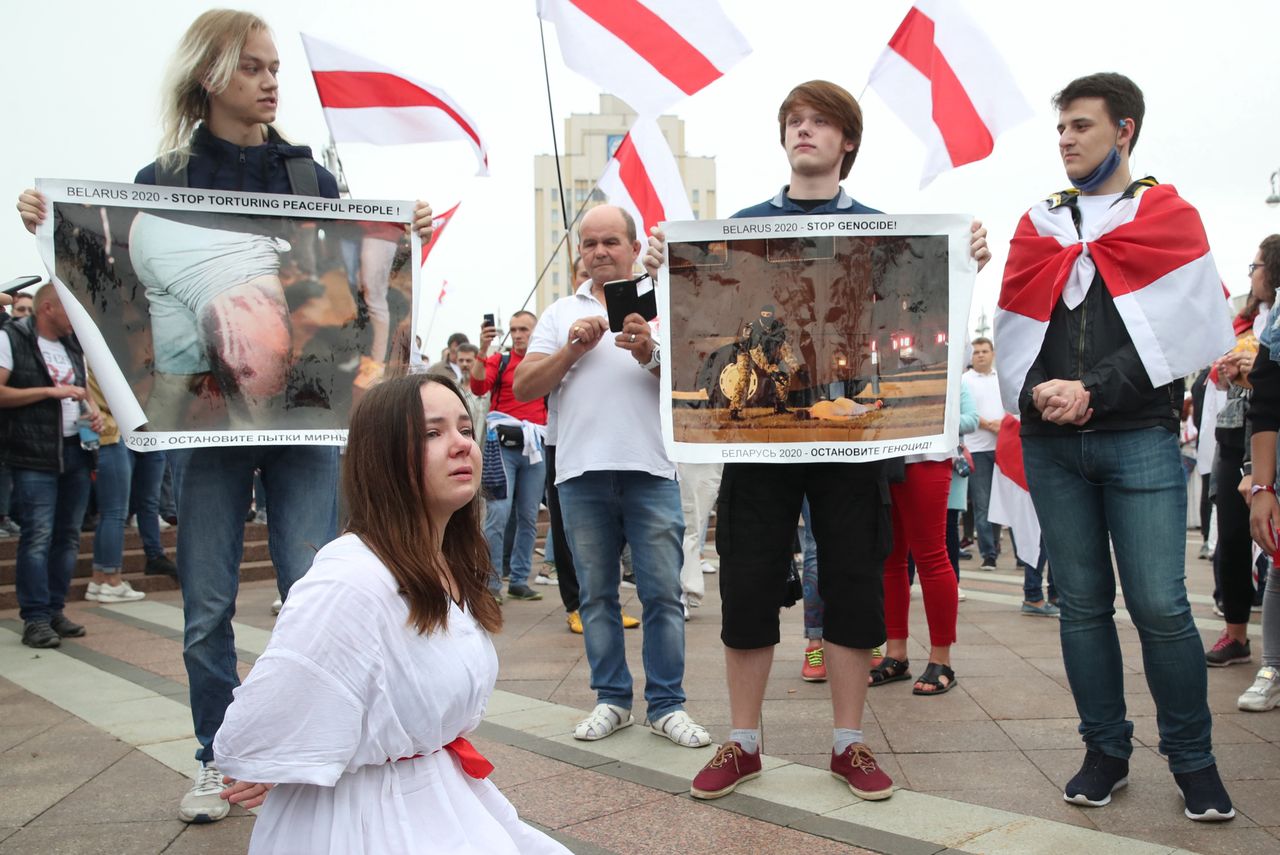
[0, 283, 102, 648]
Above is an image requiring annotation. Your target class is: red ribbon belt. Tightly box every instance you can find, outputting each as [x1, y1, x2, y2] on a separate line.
[389, 736, 493, 780]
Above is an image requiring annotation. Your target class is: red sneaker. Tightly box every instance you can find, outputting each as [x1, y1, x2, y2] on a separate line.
[690, 742, 762, 799]
[831, 743, 893, 800]
[801, 644, 827, 682]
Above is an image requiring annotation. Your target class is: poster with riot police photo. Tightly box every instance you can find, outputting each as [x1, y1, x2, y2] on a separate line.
[36, 178, 419, 450]
[658, 214, 974, 463]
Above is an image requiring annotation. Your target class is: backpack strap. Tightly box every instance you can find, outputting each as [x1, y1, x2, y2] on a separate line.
[490, 352, 513, 410]
[284, 155, 320, 197]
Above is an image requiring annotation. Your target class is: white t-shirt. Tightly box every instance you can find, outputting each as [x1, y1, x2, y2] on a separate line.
[0, 330, 79, 436]
[1075, 192, 1123, 232]
[961, 368, 1002, 452]
[527, 281, 675, 485]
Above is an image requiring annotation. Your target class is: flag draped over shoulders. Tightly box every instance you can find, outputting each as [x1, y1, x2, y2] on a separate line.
[993, 181, 1234, 414]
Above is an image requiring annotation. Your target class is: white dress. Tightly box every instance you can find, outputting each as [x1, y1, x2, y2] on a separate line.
[214, 534, 569, 855]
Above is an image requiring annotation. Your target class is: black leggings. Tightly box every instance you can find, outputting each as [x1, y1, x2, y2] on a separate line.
[1214, 436, 1256, 624]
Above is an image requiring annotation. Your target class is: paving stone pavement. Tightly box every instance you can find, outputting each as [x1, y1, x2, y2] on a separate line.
[1, 530, 1275, 854]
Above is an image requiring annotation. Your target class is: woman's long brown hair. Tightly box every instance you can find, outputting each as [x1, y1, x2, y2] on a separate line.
[342, 374, 502, 634]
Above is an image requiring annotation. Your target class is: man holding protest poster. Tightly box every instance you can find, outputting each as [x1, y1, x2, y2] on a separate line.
[646, 80, 990, 801]
[18, 8, 434, 825]
[995, 72, 1235, 820]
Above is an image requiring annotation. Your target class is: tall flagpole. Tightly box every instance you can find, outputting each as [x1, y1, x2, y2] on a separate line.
[539, 18, 571, 234]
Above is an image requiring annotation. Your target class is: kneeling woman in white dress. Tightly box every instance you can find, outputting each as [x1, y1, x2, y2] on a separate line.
[212, 374, 570, 854]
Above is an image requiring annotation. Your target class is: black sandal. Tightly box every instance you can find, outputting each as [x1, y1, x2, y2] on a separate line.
[868, 657, 911, 687]
[912, 662, 957, 696]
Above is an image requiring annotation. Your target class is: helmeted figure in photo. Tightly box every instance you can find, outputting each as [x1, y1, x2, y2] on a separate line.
[730, 303, 801, 418]
[995, 72, 1237, 821]
[16, 7, 435, 828]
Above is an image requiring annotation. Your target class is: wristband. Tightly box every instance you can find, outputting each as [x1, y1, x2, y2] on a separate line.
[1251, 484, 1276, 498]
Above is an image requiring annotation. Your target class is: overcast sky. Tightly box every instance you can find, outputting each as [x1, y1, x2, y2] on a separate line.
[5, 1, 1279, 357]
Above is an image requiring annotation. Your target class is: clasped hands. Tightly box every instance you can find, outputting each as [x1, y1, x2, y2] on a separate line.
[1031, 379, 1092, 426]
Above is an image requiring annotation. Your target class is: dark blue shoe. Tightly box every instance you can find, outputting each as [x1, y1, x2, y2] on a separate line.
[1174, 764, 1235, 821]
[1063, 750, 1128, 806]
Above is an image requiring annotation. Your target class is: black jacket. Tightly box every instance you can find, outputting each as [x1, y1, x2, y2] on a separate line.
[1019, 192, 1181, 436]
[1, 317, 86, 471]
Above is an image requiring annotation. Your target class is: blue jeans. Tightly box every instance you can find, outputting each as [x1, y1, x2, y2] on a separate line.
[558, 470, 686, 720]
[92, 442, 132, 573]
[129, 449, 167, 558]
[1022, 429, 1214, 774]
[1012, 532, 1056, 603]
[13, 444, 94, 622]
[169, 445, 339, 763]
[484, 444, 546, 591]
[968, 450, 1000, 562]
[800, 499, 824, 639]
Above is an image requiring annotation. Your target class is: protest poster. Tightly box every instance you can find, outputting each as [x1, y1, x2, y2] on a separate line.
[35, 179, 418, 450]
[658, 213, 974, 463]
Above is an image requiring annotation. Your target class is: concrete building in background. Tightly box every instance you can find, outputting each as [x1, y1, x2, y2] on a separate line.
[533, 94, 715, 312]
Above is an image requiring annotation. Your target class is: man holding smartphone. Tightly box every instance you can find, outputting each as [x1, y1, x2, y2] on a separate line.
[645, 80, 990, 801]
[514, 204, 709, 750]
[472, 310, 547, 601]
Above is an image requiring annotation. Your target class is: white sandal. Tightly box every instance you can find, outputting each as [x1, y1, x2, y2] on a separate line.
[648, 709, 711, 748]
[574, 703, 633, 741]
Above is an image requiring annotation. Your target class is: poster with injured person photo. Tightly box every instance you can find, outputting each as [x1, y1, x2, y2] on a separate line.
[36, 178, 419, 449]
[657, 213, 974, 463]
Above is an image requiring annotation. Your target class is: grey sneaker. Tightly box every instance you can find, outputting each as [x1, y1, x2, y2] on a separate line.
[1205, 632, 1251, 667]
[506, 584, 543, 601]
[179, 761, 230, 823]
[49, 612, 85, 638]
[21, 621, 61, 649]
[1021, 600, 1060, 617]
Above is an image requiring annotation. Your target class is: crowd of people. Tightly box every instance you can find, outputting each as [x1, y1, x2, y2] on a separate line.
[2, 7, 1272, 852]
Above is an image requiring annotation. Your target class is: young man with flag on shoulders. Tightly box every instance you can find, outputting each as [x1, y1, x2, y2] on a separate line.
[994, 72, 1236, 821]
[646, 80, 990, 801]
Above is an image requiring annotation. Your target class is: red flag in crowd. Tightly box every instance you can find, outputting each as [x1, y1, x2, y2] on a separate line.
[867, 0, 1031, 188]
[301, 35, 490, 175]
[596, 118, 692, 238]
[420, 202, 460, 267]
[537, 0, 751, 117]
[994, 183, 1235, 415]
[437, 280, 449, 305]
[987, 415, 1040, 567]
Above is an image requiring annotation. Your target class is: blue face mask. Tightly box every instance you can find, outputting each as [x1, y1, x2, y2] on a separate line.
[1069, 146, 1122, 192]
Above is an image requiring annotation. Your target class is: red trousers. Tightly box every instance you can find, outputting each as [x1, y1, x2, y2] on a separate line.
[884, 460, 958, 647]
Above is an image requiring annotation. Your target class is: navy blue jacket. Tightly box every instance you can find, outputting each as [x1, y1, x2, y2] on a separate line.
[135, 124, 339, 198]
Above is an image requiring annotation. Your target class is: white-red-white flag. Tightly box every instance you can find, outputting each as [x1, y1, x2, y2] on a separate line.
[537, 0, 750, 117]
[994, 183, 1235, 415]
[420, 202, 460, 267]
[987, 415, 1040, 567]
[596, 118, 692, 238]
[866, 0, 1031, 188]
[301, 35, 490, 175]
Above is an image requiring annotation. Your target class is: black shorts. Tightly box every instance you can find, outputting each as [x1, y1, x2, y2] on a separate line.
[715, 462, 891, 650]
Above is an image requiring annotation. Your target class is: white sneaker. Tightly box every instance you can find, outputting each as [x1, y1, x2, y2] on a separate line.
[85, 581, 102, 602]
[957, 587, 967, 602]
[573, 703, 633, 741]
[157, 517, 172, 530]
[94, 580, 146, 603]
[1238, 666, 1280, 711]
[271, 598, 283, 616]
[647, 709, 711, 748]
[534, 573, 556, 585]
[701, 560, 717, 574]
[179, 761, 229, 823]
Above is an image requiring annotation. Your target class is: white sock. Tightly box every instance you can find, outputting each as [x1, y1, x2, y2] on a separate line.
[730, 728, 760, 754]
[834, 728, 863, 754]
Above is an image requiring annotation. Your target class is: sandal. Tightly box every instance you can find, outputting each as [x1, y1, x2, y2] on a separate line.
[912, 662, 957, 696]
[868, 656, 911, 687]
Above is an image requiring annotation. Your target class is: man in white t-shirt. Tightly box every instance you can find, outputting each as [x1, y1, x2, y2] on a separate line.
[0, 283, 102, 648]
[513, 205, 709, 750]
[961, 337, 1004, 569]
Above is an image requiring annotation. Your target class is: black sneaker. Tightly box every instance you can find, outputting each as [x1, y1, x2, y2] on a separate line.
[22, 621, 61, 648]
[1063, 749, 1128, 806]
[146, 554, 179, 577]
[506, 584, 543, 601]
[49, 612, 86, 638]
[1205, 632, 1251, 667]
[1174, 764, 1235, 821]
[621, 571, 638, 589]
